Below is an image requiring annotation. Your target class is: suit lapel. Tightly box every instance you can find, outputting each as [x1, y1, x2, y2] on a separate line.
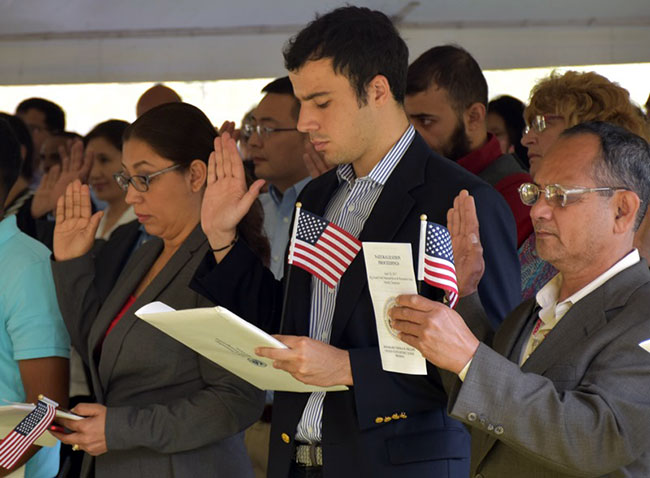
[477, 259, 650, 465]
[95, 226, 206, 391]
[492, 299, 538, 360]
[87, 238, 161, 400]
[329, 138, 424, 345]
[522, 260, 650, 375]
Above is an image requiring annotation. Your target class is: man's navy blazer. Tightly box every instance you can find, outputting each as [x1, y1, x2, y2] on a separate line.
[192, 133, 521, 478]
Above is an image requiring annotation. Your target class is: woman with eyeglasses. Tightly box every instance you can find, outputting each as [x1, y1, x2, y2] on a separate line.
[519, 70, 649, 299]
[49, 102, 267, 478]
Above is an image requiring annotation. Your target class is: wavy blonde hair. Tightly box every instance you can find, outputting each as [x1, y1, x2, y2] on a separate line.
[525, 70, 649, 140]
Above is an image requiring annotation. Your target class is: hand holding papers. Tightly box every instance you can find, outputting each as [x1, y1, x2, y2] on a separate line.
[362, 242, 427, 375]
[136, 302, 348, 393]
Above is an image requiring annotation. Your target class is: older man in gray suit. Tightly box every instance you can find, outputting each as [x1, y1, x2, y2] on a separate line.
[391, 121, 650, 477]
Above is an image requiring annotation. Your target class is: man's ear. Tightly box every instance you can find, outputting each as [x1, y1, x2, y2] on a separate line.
[367, 74, 391, 107]
[463, 103, 486, 134]
[189, 159, 208, 192]
[613, 190, 641, 234]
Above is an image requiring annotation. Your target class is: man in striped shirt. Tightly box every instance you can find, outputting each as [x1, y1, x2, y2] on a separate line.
[192, 6, 520, 478]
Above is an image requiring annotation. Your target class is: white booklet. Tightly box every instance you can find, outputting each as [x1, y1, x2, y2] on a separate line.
[135, 302, 348, 393]
[362, 242, 427, 375]
[0, 403, 82, 447]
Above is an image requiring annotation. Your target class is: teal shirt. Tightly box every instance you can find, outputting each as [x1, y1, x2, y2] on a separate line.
[0, 215, 70, 478]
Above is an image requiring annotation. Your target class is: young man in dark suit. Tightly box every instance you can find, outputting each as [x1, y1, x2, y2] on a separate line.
[192, 6, 520, 478]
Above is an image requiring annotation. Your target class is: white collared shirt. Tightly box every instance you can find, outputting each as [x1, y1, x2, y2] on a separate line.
[459, 249, 640, 379]
[519, 248, 640, 364]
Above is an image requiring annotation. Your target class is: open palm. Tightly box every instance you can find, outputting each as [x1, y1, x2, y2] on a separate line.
[53, 180, 103, 261]
[201, 132, 265, 248]
[447, 190, 485, 297]
[32, 140, 93, 218]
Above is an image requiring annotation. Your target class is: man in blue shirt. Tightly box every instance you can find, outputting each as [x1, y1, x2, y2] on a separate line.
[0, 118, 69, 477]
[247, 77, 312, 279]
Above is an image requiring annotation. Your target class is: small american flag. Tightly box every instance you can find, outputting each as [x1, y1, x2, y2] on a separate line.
[288, 206, 362, 288]
[417, 218, 459, 308]
[0, 399, 57, 469]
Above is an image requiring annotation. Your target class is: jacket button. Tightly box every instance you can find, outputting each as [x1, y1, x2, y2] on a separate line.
[392, 413, 400, 420]
[399, 412, 407, 419]
[375, 417, 384, 424]
[494, 425, 504, 435]
[487, 424, 494, 431]
[467, 412, 477, 422]
[384, 416, 392, 422]
[281, 433, 290, 444]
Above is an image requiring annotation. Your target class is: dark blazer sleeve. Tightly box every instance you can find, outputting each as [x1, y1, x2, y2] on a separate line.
[191, 240, 283, 333]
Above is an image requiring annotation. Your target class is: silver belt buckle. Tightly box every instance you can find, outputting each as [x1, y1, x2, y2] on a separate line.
[295, 444, 323, 466]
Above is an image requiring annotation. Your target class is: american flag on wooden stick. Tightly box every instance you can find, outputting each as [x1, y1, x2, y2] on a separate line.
[417, 216, 459, 308]
[0, 397, 57, 469]
[288, 204, 362, 288]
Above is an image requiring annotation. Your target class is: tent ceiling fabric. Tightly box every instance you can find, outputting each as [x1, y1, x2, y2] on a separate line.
[1, 0, 649, 84]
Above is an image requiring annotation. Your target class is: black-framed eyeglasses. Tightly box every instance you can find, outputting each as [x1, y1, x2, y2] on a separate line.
[113, 164, 181, 192]
[518, 182, 628, 208]
[241, 123, 298, 140]
[523, 115, 564, 135]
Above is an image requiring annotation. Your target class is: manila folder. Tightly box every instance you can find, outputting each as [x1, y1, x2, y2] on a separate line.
[136, 302, 348, 393]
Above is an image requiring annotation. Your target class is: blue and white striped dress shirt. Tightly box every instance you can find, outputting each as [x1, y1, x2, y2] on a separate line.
[295, 125, 415, 444]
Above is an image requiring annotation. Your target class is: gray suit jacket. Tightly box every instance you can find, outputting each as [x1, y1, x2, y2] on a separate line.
[448, 260, 650, 477]
[53, 225, 264, 478]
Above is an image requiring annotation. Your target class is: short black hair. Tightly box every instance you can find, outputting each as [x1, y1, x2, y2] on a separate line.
[406, 45, 488, 112]
[0, 118, 22, 205]
[488, 95, 529, 167]
[283, 6, 409, 105]
[52, 131, 82, 143]
[15, 97, 65, 132]
[0, 112, 34, 180]
[261, 77, 300, 120]
[262, 76, 294, 96]
[84, 119, 130, 151]
[562, 121, 650, 229]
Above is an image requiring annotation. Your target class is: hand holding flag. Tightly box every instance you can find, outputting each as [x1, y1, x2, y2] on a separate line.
[417, 216, 459, 308]
[0, 396, 57, 470]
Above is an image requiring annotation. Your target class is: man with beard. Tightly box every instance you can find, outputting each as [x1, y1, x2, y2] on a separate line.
[405, 45, 532, 247]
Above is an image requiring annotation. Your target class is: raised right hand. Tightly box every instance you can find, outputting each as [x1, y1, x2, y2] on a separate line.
[31, 140, 93, 218]
[447, 190, 485, 297]
[201, 132, 265, 255]
[53, 180, 103, 261]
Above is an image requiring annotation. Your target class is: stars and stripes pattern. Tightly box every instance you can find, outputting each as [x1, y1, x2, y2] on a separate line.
[0, 399, 57, 469]
[418, 219, 459, 308]
[289, 208, 362, 288]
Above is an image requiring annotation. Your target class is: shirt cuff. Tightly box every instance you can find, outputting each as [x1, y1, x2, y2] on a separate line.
[458, 358, 473, 382]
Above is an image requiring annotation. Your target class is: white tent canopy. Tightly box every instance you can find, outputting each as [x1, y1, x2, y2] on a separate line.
[1, 0, 649, 85]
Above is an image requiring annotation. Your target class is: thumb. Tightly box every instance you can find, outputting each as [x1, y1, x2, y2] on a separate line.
[88, 210, 104, 231]
[71, 402, 98, 417]
[240, 179, 266, 211]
